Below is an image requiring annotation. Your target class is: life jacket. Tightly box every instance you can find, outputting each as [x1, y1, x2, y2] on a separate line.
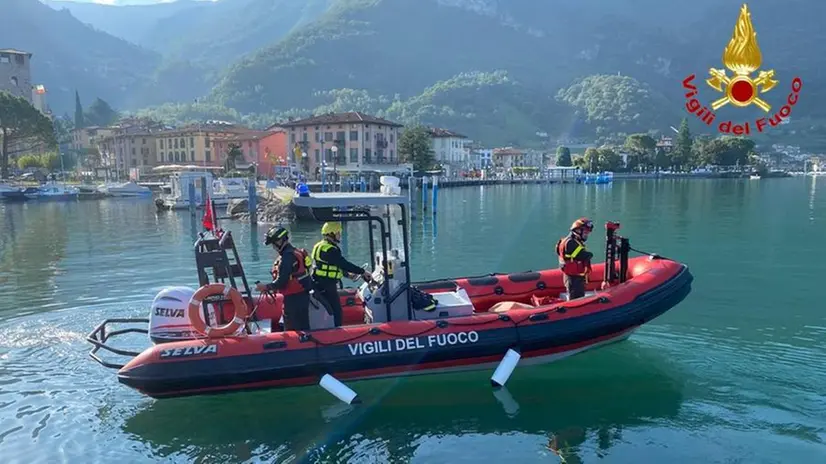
[272, 247, 313, 295]
[311, 239, 344, 280]
[556, 235, 591, 277]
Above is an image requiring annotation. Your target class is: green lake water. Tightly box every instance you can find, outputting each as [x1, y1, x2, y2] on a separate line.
[1, 178, 825, 463]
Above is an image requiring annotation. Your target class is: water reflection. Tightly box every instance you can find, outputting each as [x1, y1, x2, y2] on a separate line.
[120, 346, 684, 463]
[0, 204, 68, 311]
[809, 175, 818, 223]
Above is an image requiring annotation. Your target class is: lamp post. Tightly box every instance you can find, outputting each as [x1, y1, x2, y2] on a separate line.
[321, 159, 327, 192]
[331, 145, 339, 192]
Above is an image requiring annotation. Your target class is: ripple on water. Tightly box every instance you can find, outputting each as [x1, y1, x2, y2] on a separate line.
[0, 302, 150, 461]
[634, 323, 826, 447]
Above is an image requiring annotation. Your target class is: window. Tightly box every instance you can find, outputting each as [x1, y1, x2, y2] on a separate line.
[131, 147, 136, 155]
[180, 138, 185, 148]
[159, 152, 164, 161]
[325, 148, 332, 162]
[174, 139, 179, 149]
[191, 151, 195, 162]
[350, 131, 358, 141]
[364, 148, 372, 163]
[336, 131, 345, 143]
[190, 137, 194, 147]
[290, 133, 295, 144]
[159, 140, 164, 149]
[315, 132, 321, 142]
[350, 148, 358, 163]
[390, 149, 394, 161]
[206, 151, 212, 162]
[324, 132, 333, 142]
[0, 55, 9, 64]
[314, 149, 320, 162]
[302, 132, 308, 142]
[10, 76, 18, 87]
[390, 133, 394, 143]
[205, 138, 211, 148]
[15, 55, 24, 65]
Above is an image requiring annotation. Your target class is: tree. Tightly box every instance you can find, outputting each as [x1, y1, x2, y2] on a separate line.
[555, 146, 572, 166]
[0, 92, 57, 179]
[224, 143, 243, 172]
[672, 118, 693, 170]
[597, 147, 623, 172]
[654, 147, 670, 170]
[398, 125, 435, 171]
[17, 154, 43, 169]
[693, 136, 754, 167]
[579, 148, 599, 172]
[74, 90, 84, 129]
[85, 98, 119, 127]
[623, 133, 657, 171]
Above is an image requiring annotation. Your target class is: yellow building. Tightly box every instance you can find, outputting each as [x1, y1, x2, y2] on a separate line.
[97, 118, 167, 176]
[154, 122, 256, 166]
[72, 126, 114, 153]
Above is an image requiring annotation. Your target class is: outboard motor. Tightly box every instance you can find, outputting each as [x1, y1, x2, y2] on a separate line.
[148, 286, 200, 344]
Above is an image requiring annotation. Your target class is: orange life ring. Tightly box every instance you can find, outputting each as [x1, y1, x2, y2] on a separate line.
[188, 283, 249, 338]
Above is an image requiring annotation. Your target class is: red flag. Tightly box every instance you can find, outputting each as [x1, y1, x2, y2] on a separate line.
[202, 195, 215, 231]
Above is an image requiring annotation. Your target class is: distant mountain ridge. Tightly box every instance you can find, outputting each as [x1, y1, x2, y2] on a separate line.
[10, 0, 826, 148]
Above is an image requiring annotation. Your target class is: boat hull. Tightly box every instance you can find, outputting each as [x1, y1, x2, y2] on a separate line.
[117, 257, 692, 399]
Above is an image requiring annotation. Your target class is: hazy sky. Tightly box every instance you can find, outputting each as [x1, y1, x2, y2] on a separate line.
[56, 0, 217, 5]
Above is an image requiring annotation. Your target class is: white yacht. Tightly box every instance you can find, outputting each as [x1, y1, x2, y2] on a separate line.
[99, 181, 152, 197]
[211, 177, 250, 206]
[155, 170, 215, 210]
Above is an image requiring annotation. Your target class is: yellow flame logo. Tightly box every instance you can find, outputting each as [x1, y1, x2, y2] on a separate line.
[705, 4, 778, 112]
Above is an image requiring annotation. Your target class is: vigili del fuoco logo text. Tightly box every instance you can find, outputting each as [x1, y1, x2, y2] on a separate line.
[681, 3, 802, 135]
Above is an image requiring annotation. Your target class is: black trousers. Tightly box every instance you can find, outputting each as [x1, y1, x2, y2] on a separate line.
[314, 280, 343, 327]
[282, 292, 311, 331]
[563, 274, 586, 300]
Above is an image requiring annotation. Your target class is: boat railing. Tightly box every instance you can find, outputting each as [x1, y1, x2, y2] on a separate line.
[86, 317, 149, 369]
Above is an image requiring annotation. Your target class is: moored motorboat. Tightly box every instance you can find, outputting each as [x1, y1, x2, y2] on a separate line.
[100, 181, 153, 197]
[88, 180, 693, 401]
[33, 181, 79, 201]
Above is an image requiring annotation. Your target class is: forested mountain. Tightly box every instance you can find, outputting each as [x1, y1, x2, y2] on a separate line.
[2, 0, 160, 112]
[41, 0, 204, 46]
[10, 0, 826, 147]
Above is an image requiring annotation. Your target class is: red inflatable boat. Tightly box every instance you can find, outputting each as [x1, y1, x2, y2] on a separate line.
[87, 190, 693, 400]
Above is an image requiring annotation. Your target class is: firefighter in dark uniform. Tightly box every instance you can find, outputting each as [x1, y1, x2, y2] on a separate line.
[556, 217, 595, 300]
[255, 226, 313, 331]
[312, 222, 372, 327]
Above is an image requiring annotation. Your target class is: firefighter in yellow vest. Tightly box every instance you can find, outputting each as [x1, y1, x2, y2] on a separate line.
[312, 222, 372, 327]
[556, 217, 595, 300]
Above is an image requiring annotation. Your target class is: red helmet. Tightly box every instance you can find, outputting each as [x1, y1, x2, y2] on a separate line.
[570, 217, 594, 232]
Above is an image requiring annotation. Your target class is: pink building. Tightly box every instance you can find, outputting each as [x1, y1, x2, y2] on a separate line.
[210, 129, 288, 177]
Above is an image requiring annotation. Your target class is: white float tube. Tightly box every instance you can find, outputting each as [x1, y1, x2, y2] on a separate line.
[319, 374, 360, 404]
[492, 386, 520, 418]
[490, 348, 521, 387]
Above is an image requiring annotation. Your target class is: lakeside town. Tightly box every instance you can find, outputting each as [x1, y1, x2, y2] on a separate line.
[2, 46, 826, 197]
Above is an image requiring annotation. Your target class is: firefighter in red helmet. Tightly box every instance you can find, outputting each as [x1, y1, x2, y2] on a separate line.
[556, 217, 595, 300]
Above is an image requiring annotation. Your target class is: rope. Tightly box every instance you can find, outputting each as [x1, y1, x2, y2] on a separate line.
[628, 246, 671, 261]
